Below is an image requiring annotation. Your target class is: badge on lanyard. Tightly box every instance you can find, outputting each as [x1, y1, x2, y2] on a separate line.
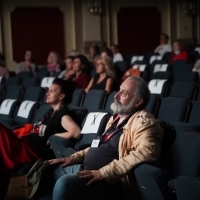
[91, 139, 100, 148]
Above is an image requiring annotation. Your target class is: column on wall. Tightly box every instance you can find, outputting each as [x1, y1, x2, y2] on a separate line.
[82, 2, 102, 55]
[0, 3, 3, 52]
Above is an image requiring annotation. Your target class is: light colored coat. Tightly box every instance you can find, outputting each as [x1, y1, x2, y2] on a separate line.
[71, 109, 163, 199]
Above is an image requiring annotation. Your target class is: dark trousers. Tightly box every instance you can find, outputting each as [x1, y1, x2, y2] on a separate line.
[36, 164, 124, 200]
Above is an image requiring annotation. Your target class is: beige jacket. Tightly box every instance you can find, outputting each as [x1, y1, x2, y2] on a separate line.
[71, 109, 163, 199]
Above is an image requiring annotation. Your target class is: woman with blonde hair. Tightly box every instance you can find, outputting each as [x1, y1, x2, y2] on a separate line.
[47, 51, 61, 76]
[85, 56, 115, 94]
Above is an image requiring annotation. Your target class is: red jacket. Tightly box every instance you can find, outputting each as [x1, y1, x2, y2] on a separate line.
[169, 51, 189, 64]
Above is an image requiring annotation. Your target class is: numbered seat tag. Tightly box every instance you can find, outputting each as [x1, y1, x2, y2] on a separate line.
[91, 139, 100, 148]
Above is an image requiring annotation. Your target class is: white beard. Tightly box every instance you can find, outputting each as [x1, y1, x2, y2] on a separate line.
[110, 99, 135, 115]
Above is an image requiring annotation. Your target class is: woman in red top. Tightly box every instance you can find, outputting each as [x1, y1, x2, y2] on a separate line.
[69, 55, 91, 89]
[170, 39, 189, 64]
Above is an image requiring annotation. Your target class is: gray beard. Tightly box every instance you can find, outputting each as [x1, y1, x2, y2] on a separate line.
[110, 99, 135, 115]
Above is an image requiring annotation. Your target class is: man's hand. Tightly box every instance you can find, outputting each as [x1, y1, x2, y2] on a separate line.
[77, 170, 103, 186]
[48, 156, 75, 167]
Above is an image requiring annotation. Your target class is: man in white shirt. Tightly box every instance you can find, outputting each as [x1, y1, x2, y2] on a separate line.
[110, 44, 124, 63]
[154, 33, 172, 56]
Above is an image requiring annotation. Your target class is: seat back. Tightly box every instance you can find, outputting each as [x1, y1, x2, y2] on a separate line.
[35, 70, 50, 82]
[0, 99, 19, 120]
[22, 77, 40, 88]
[82, 90, 107, 111]
[4, 85, 24, 100]
[33, 103, 52, 123]
[171, 63, 193, 83]
[17, 71, 33, 80]
[0, 76, 5, 84]
[5, 77, 21, 86]
[132, 64, 147, 73]
[69, 107, 88, 128]
[157, 97, 190, 124]
[0, 85, 5, 101]
[162, 51, 172, 63]
[146, 94, 160, 117]
[169, 81, 197, 100]
[153, 64, 169, 73]
[41, 77, 55, 88]
[131, 55, 144, 64]
[149, 55, 162, 65]
[170, 131, 200, 178]
[74, 112, 110, 150]
[174, 71, 199, 83]
[23, 86, 45, 102]
[148, 79, 169, 97]
[104, 91, 117, 116]
[151, 72, 172, 81]
[195, 84, 200, 101]
[114, 61, 128, 74]
[69, 88, 85, 107]
[14, 100, 39, 125]
[188, 101, 200, 125]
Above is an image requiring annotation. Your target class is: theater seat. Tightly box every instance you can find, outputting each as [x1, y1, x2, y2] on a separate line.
[133, 130, 200, 200]
[148, 79, 169, 97]
[1, 100, 39, 129]
[49, 111, 110, 158]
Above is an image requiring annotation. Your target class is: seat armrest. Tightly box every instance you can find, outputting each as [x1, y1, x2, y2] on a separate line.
[133, 163, 169, 200]
[75, 143, 91, 151]
[62, 147, 77, 157]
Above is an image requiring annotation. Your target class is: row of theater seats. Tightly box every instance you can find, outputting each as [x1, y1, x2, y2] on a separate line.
[0, 74, 55, 88]
[149, 79, 200, 101]
[114, 53, 199, 83]
[6, 89, 200, 199]
[1, 86, 199, 137]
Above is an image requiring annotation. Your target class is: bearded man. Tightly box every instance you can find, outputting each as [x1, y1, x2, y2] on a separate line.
[35, 76, 163, 200]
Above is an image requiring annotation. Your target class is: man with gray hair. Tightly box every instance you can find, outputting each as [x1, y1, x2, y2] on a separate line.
[35, 76, 163, 200]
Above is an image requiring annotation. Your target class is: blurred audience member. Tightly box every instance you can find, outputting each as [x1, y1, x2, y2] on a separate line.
[101, 47, 113, 60]
[16, 50, 36, 74]
[69, 55, 90, 89]
[192, 59, 200, 78]
[0, 54, 9, 79]
[110, 44, 123, 63]
[170, 39, 189, 64]
[85, 56, 115, 94]
[70, 50, 80, 57]
[88, 43, 100, 67]
[47, 51, 61, 76]
[58, 56, 75, 79]
[154, 33, 172, 56]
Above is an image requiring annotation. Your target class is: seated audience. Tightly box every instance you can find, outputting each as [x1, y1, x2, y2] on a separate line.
[34, 76, 163, 200]
[68, 55, 91, 89]
[101, 47, 113, 60]
[88, 43, 100, 67]
[0, 78, 81, 200]
[58, 56, 75, 79]
[169, 39, 189, 64]
[154, 33, 172, 56]
[0, 54, 9, 79]
[85, 56, 115, 94]
[16, 50, 36, 74]
[110, 44, 124, 63]
[46, 51, 61, 76]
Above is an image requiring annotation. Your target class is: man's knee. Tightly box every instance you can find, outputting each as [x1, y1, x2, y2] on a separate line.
[53, 174, 86, 200]
[54, 174, 80, 192]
